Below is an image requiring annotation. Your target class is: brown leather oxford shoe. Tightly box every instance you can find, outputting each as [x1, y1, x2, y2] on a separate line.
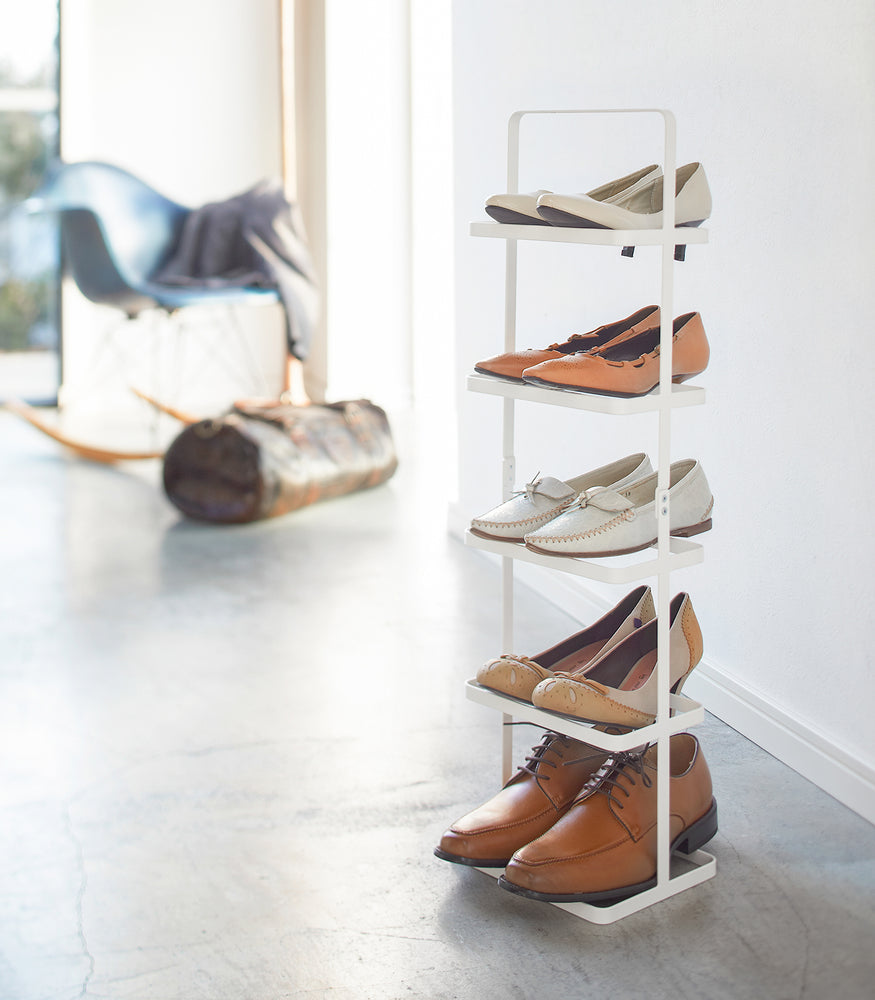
[435, 732, 610, 867]
[522, 311, 709, 396]
[473, 305, 659, 383]
[499, 733, 717, 903]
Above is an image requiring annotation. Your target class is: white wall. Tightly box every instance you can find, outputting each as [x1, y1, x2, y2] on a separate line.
[318, 0, 454, 423]
[409, 0, 454, 426]
[450, 1, 875, 820]
[60, 0, 286, 421]
[323, 0, 411, 408]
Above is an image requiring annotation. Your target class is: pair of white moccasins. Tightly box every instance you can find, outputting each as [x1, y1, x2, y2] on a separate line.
[485, 162, 711, 230]
[470, 453, 713, 557]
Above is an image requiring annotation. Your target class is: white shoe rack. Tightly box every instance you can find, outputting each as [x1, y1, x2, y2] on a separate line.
[462, 109, 716, 925]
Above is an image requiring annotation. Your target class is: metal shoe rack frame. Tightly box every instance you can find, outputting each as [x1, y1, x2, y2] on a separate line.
[462, 109, 715, 924]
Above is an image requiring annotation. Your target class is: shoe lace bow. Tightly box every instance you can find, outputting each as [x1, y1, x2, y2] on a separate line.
[511, 472, 575, 505]
[568, 486, 633, 513]
[496, 652, 541, 671]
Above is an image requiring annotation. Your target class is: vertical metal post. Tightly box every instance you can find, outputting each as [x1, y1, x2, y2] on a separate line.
[655, 110, 677, 888]
[498, 114, 524, 783]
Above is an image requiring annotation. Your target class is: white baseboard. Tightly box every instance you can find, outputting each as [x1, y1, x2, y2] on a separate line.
[682, 662, 875, 826]
[447, 506, 875, 826]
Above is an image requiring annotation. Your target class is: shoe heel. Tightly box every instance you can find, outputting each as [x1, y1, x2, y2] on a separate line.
[670, 668, 694, 695]
[671, 518, 712, 538]
[671, 373, 700, 385]
[673, 800, 718, 855]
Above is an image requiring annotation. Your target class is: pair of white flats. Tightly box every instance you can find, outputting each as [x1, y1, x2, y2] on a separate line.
[485, 163, 711, 230]
[470, 452, 713, 557]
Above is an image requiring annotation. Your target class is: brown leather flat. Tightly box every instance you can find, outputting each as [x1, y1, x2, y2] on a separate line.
[473, 305, 659, 383]
[521, 311, 709, 396]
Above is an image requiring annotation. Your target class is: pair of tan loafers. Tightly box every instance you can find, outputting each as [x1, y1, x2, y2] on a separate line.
[474, 305, 709, 396]
[476, 586, 702, 729]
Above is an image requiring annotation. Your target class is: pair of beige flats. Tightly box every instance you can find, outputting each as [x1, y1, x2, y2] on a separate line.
[476, 585, 702, 728]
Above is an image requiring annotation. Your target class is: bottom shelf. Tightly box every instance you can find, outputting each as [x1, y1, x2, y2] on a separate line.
[472, 849, 717, 926]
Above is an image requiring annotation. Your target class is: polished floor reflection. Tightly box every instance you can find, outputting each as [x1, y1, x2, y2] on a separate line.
[1, 411, 874, 1000]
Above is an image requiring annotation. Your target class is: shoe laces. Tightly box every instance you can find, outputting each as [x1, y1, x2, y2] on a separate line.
[546, 333, 597, 352]
[581, 747, 652, 810]
[508, 723, 605, 787]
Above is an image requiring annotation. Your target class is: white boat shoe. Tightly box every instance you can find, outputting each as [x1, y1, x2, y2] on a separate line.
[485, 164, 660, 226]
[536, 162, 711, 230]
[523, 458, 713, 557]
[470, 453, 653, 542]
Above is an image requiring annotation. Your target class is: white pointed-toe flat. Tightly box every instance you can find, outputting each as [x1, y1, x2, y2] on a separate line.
[485, 164, 660, 226]
[470, 453, 652, 542]
[536, 162, 711, 230]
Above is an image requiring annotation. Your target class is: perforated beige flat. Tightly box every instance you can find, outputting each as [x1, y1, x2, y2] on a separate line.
[476, 586, 655, 702]
[530, 592, 702, 727]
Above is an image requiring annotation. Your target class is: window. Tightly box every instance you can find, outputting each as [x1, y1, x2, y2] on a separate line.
[0, 0, 60, 403]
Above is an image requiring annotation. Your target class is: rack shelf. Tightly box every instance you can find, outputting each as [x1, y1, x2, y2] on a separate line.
[470, 220, 709, 247]
[464, 679, 705, 752]
[468, 851, 718, 925]
[467, 372, 705, 414]
[464, 529, 704, 584]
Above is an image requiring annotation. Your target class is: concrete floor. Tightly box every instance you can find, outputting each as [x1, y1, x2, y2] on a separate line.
[1, 410, 874, 1000]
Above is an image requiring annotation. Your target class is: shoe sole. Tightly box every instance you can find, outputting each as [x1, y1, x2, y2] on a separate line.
[521, 373, 704, 396]
[469, 526, 527, 543]
[524, 519, 712, 559]
[485, 206, 552, 226]
[535, 206, 706, 229]
[472, 365, 527, 385]
[497, 799, 718, 906]
[433, 846, 509, 868]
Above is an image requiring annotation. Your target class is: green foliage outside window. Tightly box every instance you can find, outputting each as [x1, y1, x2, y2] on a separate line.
[0, 112, 57, 352]
[0, 112, 50, 202]
[0, 276, 51, 351]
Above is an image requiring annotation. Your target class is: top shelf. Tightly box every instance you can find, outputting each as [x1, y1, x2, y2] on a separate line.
[470, 221, 709, 247]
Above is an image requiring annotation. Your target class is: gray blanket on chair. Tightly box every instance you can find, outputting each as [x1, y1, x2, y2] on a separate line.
[155, 179, 319, 361]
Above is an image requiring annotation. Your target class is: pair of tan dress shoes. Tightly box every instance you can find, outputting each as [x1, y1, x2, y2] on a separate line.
[476, 585, 702, 728]
[474, 304, 710, 396]
[435, 730, 718, 904]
